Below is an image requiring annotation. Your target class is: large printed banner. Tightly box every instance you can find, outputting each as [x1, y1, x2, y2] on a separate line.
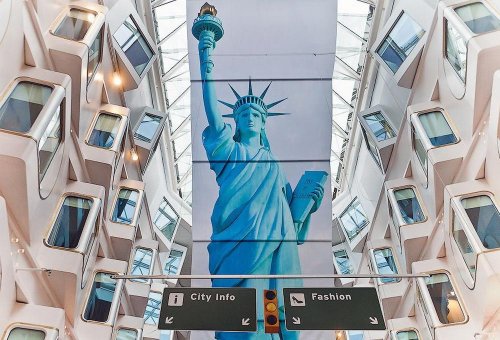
[188, 1, 337, 338]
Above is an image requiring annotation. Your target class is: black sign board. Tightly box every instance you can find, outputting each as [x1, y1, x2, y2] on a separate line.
[283, 287, 386, 331]
[158, 288, 257, 332]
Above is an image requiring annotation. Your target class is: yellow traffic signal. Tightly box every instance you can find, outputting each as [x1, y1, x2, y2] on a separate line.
[263, 289, 279, 333]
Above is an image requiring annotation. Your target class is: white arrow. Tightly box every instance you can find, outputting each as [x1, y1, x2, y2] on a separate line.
[165, 316, 174, 324]
[369, 317, 378, 325]
[242, 318, 250, 326]
[292, 317, 301, 325]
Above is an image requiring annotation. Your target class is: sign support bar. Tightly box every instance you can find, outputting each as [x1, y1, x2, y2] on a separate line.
[111, 273, 430, 280]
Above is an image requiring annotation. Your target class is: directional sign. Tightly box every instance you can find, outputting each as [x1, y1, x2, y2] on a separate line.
[283, 288, 386, 331]
[158, 288, 257, 332]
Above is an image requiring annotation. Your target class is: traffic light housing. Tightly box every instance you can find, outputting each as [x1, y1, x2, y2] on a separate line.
[263, 289, 279, 333]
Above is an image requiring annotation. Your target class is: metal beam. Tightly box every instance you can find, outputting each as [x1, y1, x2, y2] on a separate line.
[111, 273, 430, 280]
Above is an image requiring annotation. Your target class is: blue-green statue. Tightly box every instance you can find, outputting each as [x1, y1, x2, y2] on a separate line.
[193, 4, 325, 339]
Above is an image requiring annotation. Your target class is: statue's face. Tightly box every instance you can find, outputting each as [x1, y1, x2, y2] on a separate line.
[236, 105, 265, 137]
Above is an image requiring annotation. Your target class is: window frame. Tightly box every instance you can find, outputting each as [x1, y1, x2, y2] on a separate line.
[81, 270, 124, 324]
[410, 108, 460, 179]
[390, 328, 420, 340]
[153, 197, 180, 246]
[416, 270, 468, 338]
[134, 112, 163, 143]
[161, 243, 187, 286]
[85, 110, 127, 151]
[86, 26, 105, 87]
[369, 246, 402, 284]
[113, 327, 142, 340]
[144, 290, 163, 326]
[332, 248, 354, 275]
[449, 191, 500, 288]
[128, 246, 156, 284]
[338, 197, 370, 243]
[110, 186, 143, 226]
[2, 322, 59, 340]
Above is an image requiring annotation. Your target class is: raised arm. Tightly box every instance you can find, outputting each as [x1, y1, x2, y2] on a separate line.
[199, 32, 224, 133]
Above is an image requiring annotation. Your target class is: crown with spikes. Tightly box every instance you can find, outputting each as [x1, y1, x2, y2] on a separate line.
[218, 79, 289, 118]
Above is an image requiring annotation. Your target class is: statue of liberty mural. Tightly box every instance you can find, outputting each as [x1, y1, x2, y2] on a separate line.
[193, 4, 326, 339]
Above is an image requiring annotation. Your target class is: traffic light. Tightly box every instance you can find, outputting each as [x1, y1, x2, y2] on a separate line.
[263, 289, 279, 333]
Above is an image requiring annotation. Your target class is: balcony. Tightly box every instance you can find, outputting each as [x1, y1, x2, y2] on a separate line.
[81, 104, 129, 209]
[132, 106, 167, 172]
[37, 181, 104, 322]
[386, 178, 434, 270]
[46, 2, 107, 136]
[367, 241, 407, 319]
[357, 105, 398, 173]
[408, 102, 463, 217]
[107, 0, 157, 91]
[125, 239, 159, 317]
[439, 1, 500, 134]
[0, 68, 71, 243]
[105, 180, 145, 261]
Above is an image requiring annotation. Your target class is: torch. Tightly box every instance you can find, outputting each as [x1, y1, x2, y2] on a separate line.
[192, 3, 224, 74]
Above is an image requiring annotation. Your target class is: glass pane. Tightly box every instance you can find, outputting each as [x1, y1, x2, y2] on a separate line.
[54, 8, 95, 41]
[163, 249, 183, 275]
[424, 273, 465, 324]
[87, 28, 103, 85]
[333, 249, 353, 274]
[116, 328, 137, 340]
[0, 82, 52, 133]
[130, 248, 153, 283]
[339, 198, 368, 240]
[445, 20, 467, 81]
[394, 187, 425, 224]
[452, 211, 476, 277]
[364, 112, 396, 141]
[373, 248, 399, 283]
[455, 2, 500, 34]
[135, 113, 162, 142]
[112, 188, 139, 224]
[47, 196, 92, 248]
[7, 328, 45, 340]
[144, 291, 162, 325]
[88, 113, 121, 148]
[461, 195, 500, 249]
[83, 272, 117, 322]
[418, 111, 457, 146]
[413, 127, 427, 174]
[362, 128, 382, 170]
[377, 12, 425, 73]
[347, 331, 364, 340]
[114, 16, 154, 76]
[153, 199, 179, 241]
[38, 104, 62, 178]
[396, 330, 419, 340]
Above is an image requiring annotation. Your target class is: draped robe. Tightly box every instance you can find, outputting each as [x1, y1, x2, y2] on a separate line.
[203, 123, 308, 339]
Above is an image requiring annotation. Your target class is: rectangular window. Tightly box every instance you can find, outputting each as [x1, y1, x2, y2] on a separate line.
[412, 124, 428, 174]
[83, 272, 117, 322]
[339, 198, 369, 241]
[347, 331, 364, 340]
[47, 196, 92, 249]
[144, 291, 162, 325]
[163, 249, 184, 275]
[130, 247, 153, 283]
[114, 16, 154, 76]
[372, 248, 400, 284]
[377, 12, 425, 73]
[393, 187, 425, 224]
[395, 329, 419, 340]
[361, 127, 382, 170]
[112, 188, 139, 225]
[423, 273, 465, 324]
[116, 328, 138, 340]
[88, 113, 122, 149]
[419, 111, 457, 146]
[364, 112, 396, 142]
[0, 81, 52, 133]
[54, 8, 95, 41]
[461, 195, 500, 249]
[333, 249, 353, 275]
[87, 27, 103, 85]
[7, 327, 46, 340]
[153, 198, 179, 242]
[455, 2, 500, 34]
[445, 20, 467, 81]
[135, 113, 162, 142]
[452, 210, 476, 278]
[38, 104, 62, 179]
